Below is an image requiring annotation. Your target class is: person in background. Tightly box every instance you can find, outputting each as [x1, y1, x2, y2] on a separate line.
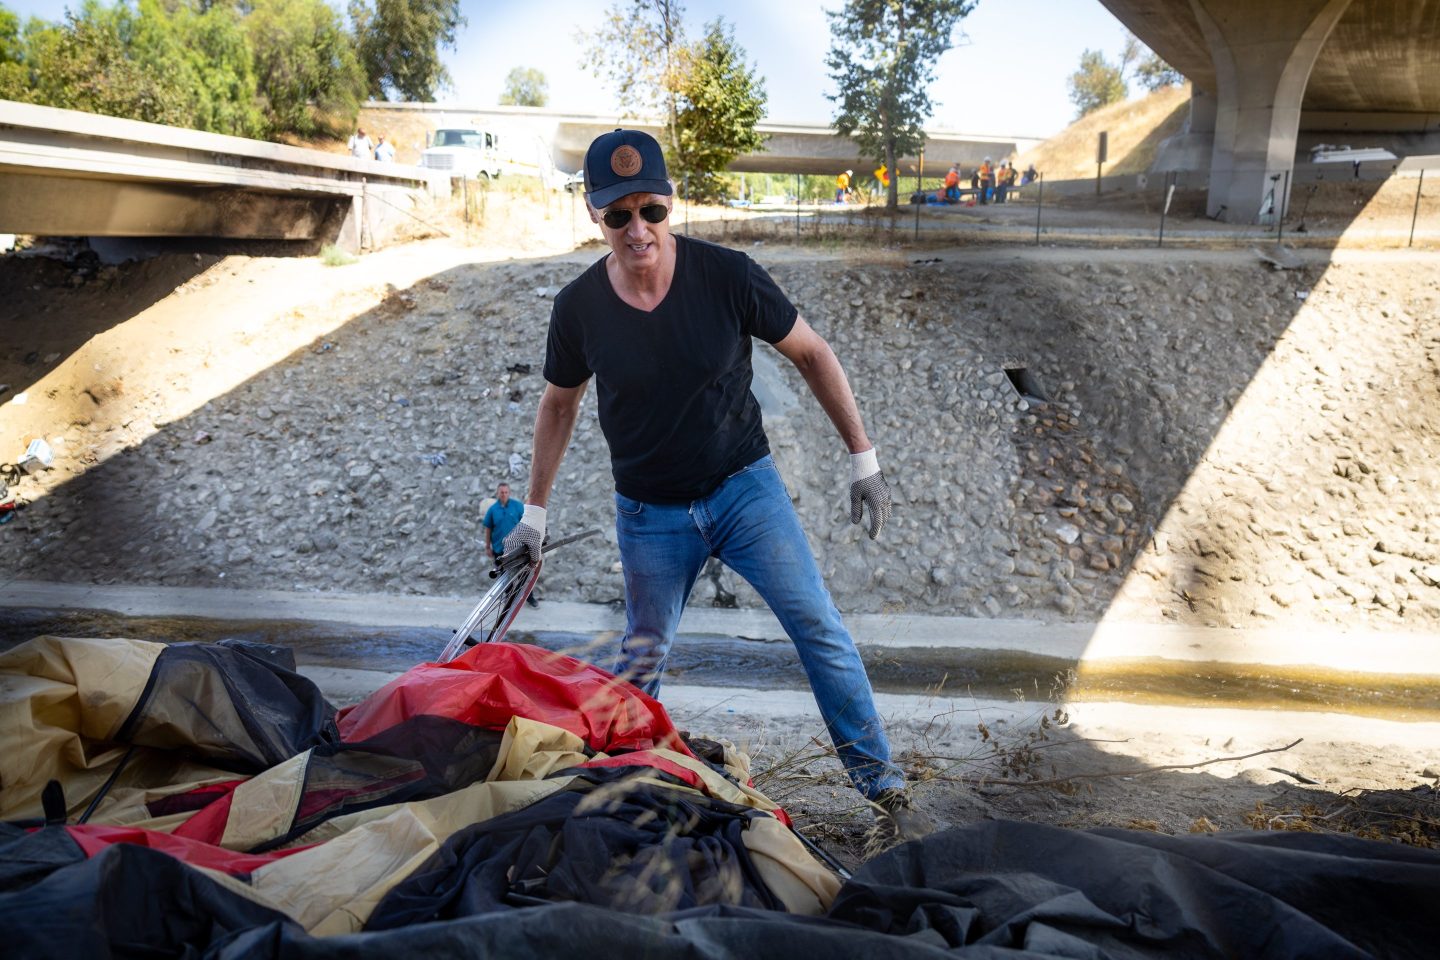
[374, 134, 396, 163]
[874, 163, 890, 193]
[347, 128, 372, 159]
[483, 482, 537, 607]
[978, 157, 994, 204]
[1022, 163, 1038, 186]
[835, 169, 853, 203]
[994, 162, 1011, 204]
[943, 163, 961, 203]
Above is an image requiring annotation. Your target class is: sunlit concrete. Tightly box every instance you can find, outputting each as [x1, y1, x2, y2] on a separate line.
[1101, 0, 1440, 222]
[0, 100, 441, 248]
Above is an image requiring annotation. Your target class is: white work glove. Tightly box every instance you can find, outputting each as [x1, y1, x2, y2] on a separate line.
[848, 448, 891, 541]
[501, 504, 547, 564]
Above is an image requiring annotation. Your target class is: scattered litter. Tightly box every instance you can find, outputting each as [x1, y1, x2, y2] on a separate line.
[43, 352, 60, 364]
[1254, 245, 1302, 271]
[508, 452, 525, 476]
[534, 286, 551, 298]
[395, 396, 411, 407]
[506, 363, 532, 375]
[313, 341, 336, 354]
[17, 439, 54, 474]
[420, 452, 448, 467]
[912, 258, 942, 264]
[1295, 290, 1309, 300]
[508, 389, 524, 403]
[507, 402, 522, 414]
[7, 392, 22, 405]
[193, 430, 212, 445]
[0, 384, 8, 397]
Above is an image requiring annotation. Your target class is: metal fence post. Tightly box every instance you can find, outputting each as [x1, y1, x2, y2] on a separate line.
[1034, 173, 1043, 246]
[1277, 169, 1290, 244]
[1158, 172, 1170, 248]
[1410, 169, 1425, 248]
[684, 174, 690, 236]
[795, 173, 800, 238]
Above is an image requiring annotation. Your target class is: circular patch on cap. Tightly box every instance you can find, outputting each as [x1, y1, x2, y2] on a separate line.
[610, 145, 643, 177]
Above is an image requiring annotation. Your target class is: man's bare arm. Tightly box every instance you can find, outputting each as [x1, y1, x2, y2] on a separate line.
[525, 381, 588, 507]
[770, 315, 872, 453]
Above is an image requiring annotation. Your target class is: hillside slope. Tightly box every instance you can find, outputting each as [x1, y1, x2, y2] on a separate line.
[1017, 84, 1190, 180]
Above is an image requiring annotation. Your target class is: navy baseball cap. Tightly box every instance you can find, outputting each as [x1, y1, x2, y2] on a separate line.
[583, 129, 672, 208]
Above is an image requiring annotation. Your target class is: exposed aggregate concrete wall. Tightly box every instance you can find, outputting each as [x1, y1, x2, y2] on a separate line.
[2, 247, 1437, 633]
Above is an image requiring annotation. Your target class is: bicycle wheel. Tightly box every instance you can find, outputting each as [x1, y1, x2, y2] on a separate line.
[435, 558, 541, 663]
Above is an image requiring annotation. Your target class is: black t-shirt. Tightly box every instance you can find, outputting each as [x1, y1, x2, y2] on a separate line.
[545, 235, 798, 503]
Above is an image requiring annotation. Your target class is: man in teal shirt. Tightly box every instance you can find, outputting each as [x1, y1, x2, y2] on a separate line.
[482, 482, 535, 606]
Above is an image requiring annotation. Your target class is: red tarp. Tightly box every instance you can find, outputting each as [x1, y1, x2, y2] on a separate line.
[337, 643, 693, 758]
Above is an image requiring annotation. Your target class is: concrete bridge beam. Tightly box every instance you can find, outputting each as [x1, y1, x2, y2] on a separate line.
[1192, 0, 1355, 221]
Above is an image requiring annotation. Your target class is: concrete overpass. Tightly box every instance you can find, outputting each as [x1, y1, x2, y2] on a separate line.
[361, 102, 1043, 178]
[1099, 0, 1440, 221]
[0, 100, 441, 250]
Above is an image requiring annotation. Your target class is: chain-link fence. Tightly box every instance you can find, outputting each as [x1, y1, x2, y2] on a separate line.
[665, 161, 1439, 251]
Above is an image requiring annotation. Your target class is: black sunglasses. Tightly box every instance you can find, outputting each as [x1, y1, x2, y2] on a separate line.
[602, 204, 669, 229]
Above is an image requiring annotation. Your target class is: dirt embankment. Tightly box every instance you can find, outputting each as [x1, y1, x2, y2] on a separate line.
[1016, 84, 1191, 181]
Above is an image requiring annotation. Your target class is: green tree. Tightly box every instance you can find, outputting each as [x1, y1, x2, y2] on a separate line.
[1135, 51, 1183, 91]
[581, 0, 686, 158]
[1066, 48, 1127, 117]
[499, 66, 547, 106]
[825, 0, 975, 211]
[172, 1, 266, 137]
[246, 0, 365, 137]
[351, 0, 463, 101]
[0, 5, 28, 99]
[18, 1, 196, 126]
[671, 18, 767, 200]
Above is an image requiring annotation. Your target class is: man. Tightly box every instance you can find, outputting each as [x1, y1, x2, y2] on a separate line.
[374, 134, 396, 163]
[347, 128, 372, 160]
[503, 129, 929, 841]
[943, 163, 961, 203]
[835, 169, 852, 203]
[483, 482, 536, 606]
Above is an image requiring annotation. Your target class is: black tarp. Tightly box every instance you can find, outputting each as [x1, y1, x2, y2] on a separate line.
[116, 640, 337, 773]
[4, 818, 1437, 958]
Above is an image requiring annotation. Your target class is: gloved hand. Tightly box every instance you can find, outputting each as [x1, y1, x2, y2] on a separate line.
[501, 504, 547, 564]
[848, 448, 891, 540]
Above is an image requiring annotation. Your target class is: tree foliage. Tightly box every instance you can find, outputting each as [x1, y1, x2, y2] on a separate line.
[499, 66, 548, 106]
[581, 2, 768, 201]
[350, 0, 462, 101]
[670, 19, 767, 201]
[1067, 32, 1178, 117]
[581, 0, 685, 121]
[8, 1, 204, 128]
[0, 0, 459, 140]
[245, 0, 365, 137]
[1135, 51, 1183, 92]
[825, 0, 975, 210]
[1067, 48, 1127, 118]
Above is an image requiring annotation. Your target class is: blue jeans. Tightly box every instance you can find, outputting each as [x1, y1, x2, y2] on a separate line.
[613, 455, 905, 800]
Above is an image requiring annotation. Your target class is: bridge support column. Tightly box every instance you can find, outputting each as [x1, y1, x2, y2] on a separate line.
[1192, 0, 1354, 222]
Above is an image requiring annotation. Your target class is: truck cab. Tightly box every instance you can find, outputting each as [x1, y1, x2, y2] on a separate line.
[420, 128, 503, 181]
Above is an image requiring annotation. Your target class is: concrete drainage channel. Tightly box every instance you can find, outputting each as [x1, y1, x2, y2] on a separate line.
[4, 584, 1440, 721]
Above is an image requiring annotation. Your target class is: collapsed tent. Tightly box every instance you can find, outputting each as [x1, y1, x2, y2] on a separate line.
[2, 633, 1439, 958]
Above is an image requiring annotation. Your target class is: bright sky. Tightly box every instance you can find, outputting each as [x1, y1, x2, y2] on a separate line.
[7, 0, 1136, 138]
